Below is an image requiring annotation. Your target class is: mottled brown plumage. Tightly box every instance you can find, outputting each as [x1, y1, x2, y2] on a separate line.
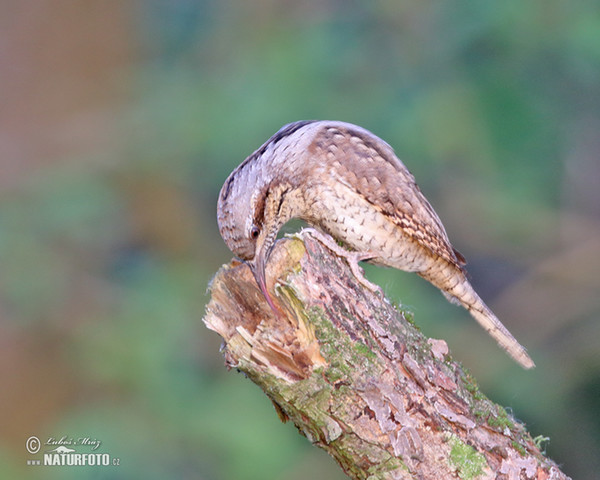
[217, 120, 534, 369]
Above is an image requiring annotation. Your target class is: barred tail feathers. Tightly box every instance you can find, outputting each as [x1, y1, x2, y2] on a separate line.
[422, 267, 535, 369]
[465, 297, 535, 369]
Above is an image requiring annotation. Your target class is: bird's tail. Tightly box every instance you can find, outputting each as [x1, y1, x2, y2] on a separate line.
[464, 294, 535, 369]
[421, 268, 535, 369]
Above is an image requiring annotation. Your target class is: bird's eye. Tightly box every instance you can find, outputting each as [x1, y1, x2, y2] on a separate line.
[250, 225, 260, 240]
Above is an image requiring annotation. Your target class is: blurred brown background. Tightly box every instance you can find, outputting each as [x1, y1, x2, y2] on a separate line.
[1, 1, 599, 479]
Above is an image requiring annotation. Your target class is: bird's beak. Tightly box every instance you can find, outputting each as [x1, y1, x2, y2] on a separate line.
[251, 248, 279, 313]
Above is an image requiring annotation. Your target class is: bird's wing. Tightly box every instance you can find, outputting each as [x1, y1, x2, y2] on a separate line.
[311, 123, 466, 269]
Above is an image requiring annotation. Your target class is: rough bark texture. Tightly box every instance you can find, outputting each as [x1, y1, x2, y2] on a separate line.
[203, 231, 570, 480]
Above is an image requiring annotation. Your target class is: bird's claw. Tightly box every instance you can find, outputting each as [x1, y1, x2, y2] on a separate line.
[300, 228, 384, 297]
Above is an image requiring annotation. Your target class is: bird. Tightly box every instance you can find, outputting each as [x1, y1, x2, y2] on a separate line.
[217, 120, 534, 369]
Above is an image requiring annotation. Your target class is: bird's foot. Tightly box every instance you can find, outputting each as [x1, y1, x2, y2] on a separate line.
[299, 228, 384, 296]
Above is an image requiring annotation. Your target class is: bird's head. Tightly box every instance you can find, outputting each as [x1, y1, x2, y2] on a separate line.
[217, 121, 316, 311]
[217, 159, 296, 312]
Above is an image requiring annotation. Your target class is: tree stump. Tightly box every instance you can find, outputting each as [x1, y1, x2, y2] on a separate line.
[203, 231, 569, 480]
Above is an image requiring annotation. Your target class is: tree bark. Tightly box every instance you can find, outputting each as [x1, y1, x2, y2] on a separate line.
[203, 231, 570, 480]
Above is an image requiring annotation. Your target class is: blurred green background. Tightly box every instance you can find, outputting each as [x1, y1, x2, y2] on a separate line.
[2, 1, 599, 478]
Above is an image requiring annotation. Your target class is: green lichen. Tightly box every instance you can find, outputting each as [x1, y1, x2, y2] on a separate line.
[472, 409, 486, 421]
[308, 306, 365, 380]
[387, 299, 417, 329]
[462, 370, 486, 401]
[511, 440, 527, 457]
[487, 407, 515, 430]
[402, 310, 416, 326]
[311, 307, 365, 354]
[365, 456, 409, 478]
[323, 366, 344, 383]
[449, 435, 488, 479]
[533, 435, 550, 453]
[352, 340, 376, 361]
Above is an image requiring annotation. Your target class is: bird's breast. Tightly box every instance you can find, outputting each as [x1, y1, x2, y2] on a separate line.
[302, 182, 433, 273]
